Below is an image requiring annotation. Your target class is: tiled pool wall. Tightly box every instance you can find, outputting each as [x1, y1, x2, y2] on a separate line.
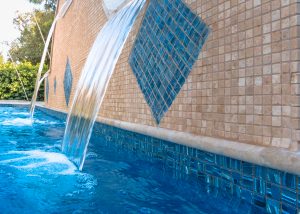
[48, 0, 300, 151]
[37, 106, 300, 213]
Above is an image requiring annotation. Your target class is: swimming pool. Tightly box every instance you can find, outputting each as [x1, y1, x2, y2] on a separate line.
[0, 105, 297, 213]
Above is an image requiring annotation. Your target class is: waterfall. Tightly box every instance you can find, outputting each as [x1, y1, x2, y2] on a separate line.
[62, 0, 146, 170]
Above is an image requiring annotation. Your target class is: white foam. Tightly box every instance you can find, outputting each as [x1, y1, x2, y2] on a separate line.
[33, 119, 60, 125]
[0, 150, 77, 175]
[1, 118, 33, 126]
[12, 112, 30, 116]
[0, 118, 60, 126]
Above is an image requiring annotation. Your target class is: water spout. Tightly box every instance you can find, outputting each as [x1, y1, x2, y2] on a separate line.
[62, 0, 146, 170]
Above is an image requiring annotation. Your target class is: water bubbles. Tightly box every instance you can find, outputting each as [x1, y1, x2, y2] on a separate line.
[76, 173, 98, 190]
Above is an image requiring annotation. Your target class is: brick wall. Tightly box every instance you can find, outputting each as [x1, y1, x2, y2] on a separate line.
[47, 0, 300, 150]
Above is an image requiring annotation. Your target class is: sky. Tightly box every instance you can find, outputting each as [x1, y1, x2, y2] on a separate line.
[0, 0, 40, 58]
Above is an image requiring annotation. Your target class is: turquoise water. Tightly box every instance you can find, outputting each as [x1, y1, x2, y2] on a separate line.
[0, 106, 262, 213]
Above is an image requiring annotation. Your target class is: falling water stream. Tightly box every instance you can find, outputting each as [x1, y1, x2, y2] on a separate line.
[62, 0, 146, 170]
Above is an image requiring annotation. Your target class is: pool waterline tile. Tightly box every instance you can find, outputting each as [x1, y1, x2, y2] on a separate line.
[36, 106, 300, 213]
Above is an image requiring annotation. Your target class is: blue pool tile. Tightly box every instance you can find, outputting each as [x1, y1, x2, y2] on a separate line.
[281, 203, 297, 214]
[232, 171, 241, 185]
[254, 178, 266, 195]
[255, 166, 268, 180]
[252, 194, 266, 209]
[242, 161, 254, 176]
[282, 173, 297, 190]
[129, 0, 209, 123]
[266, 198, 281, 214]
[281, 188, 297, 207]
[240, 175, 254, 191]
[230, 159, 241, 171]
[266, 183, 281, 201]
[240, 188, 253, 201]
[267, 168, 282, 185]
[232, 184, 241, 198]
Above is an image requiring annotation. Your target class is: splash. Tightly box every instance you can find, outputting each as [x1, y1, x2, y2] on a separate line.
[0, 150, 77, 175]
[0, 118, 59, 126]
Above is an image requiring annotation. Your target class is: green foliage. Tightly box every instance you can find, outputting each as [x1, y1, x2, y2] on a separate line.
[9, 10, 54, 64]
[29, 0, 57, 11]
[0, 54, 4, 65]
[0, 61, 47, 100]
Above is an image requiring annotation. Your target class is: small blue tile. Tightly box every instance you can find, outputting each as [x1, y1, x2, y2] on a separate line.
[242, 161, 254, 176]
[281, 188, 297, 207]
[267, 168, 282, 185]
[252, 194, 266, 209]
[232, 171, 241, 185]
[266, 198, 281, 214]
[266, 183, 281, 201]
[240, 175, 254, 191]
[232, 185, 241, 198]
[254, 178, 266, 195]
[281, 203, 297, 214]
[255, 166, 267, 180]
[240, 188, 253, 201]
[282, 173, 297, 190]
[230, 159, 241, 171]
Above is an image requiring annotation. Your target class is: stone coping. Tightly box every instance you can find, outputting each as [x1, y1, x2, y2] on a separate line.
[2, 102, 300, 176]
[0, 100, 44, 106]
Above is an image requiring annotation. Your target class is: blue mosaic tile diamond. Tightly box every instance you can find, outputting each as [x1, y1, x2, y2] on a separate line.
[54, 76, 57, 95]
[129, 0, 210, 124]
[64, 58, 73, 106]
[45, 77, 49, 102]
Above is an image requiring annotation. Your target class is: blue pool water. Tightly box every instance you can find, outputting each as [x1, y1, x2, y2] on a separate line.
[0, 106, 264, 213]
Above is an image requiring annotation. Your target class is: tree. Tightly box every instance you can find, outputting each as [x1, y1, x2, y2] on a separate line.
[29, 0, 57, 11]
[9, 10, 54, 65]
[0, 53, 4, 64]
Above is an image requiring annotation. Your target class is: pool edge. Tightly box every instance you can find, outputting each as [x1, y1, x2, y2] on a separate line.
[33, 104, 300, 176]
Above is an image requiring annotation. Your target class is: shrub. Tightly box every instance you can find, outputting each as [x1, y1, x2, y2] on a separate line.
[0, 61, 47, 100]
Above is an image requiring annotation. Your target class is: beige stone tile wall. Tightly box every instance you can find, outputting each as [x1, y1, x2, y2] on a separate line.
[47, 0, 300, 150]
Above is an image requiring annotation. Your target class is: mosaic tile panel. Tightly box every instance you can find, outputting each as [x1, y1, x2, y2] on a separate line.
[54, 76, 57, 95]
[45, 77, 49, 102]
[129, 0, 210, 124]
[36, 106, 300, 213]
[64, 58, 73, 106]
